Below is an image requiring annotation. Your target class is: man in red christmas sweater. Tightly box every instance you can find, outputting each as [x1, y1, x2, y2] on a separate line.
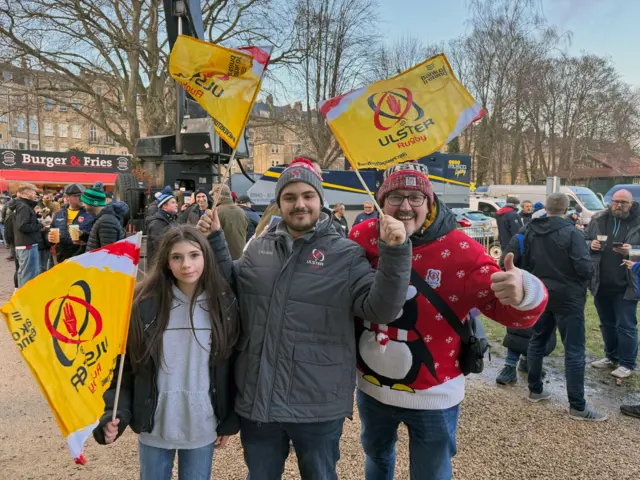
[349, 162, 548, 480]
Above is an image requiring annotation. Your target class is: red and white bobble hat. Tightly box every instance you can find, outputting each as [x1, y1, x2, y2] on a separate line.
[377, 162, 434, 207]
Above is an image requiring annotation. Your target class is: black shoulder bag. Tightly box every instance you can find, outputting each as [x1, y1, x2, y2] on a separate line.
[410, 270, 490, 376]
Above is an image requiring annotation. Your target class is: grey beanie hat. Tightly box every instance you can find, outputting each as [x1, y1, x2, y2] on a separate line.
[275, 160, 324, 206]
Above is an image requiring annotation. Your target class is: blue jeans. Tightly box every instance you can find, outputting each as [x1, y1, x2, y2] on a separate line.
[357, 389, 460, 480]
[528, 309, 586, 410]
[0, 223, 5, 244]
[16, 247, 40, 288]
[138, 441, 214, 480]
[39, 249, 50, 274]
[505, 348, 521, 367]
[594, 291, 638, 370]
[240, 416, 344, 480]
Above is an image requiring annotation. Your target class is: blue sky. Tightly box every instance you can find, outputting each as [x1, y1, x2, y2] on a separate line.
[379, 0, 639, 86]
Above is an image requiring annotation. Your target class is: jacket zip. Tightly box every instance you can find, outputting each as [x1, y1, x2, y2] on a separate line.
[262, 237, 304, 422]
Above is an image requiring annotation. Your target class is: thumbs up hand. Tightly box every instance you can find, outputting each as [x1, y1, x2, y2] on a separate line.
[490, 253, 524, 306]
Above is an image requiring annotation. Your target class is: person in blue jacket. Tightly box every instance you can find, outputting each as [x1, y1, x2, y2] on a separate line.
[48, 184, 94, 264]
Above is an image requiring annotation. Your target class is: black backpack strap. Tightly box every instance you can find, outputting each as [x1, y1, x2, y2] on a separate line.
[410, 269, 470, 344]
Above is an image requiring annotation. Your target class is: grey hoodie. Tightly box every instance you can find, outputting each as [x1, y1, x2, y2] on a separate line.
[139, 286, 217, 449]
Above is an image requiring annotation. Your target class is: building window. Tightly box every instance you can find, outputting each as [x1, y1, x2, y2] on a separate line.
[96, 87, 102, 96]
[97, 148, 106, 154]
[29, 118, 38, 134]
[44, 98, 54, 111]
[31, 142, 39, 150]
[89, 125, 97, 143]
[59, 104, 68, 111]
[120, 150, 128, 155]
[24, 76, 33, 86]
[45, 143, 54, 151]
[72, 125, 81, 139]
[3, 71, 12, 82]
[59, 143, 68, 151]
[44, 123, 54, 137]
[0, 113, 7, 123]
[104, 135, 113, 145]
[71, 99, 81, 110]
[18, 142, 26, 149]
[16, 117, 25, 133]
[59, 123, 68, 137]
[0, 133, 3, 142]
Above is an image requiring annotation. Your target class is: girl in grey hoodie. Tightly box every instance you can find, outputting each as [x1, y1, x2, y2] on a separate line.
[97, 223, 239, 480]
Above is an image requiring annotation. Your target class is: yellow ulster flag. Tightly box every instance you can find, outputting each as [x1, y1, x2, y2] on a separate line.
[169, 35, 272, 149]
[1, 234, 141, 464]
[320, 54, 485, 170]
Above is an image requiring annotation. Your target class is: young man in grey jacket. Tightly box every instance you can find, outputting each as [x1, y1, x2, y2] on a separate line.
[198, 158, 412, 480]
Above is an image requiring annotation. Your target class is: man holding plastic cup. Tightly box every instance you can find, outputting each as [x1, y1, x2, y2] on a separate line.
[586, 189, 640, 379]
[48, 184, 95, 264]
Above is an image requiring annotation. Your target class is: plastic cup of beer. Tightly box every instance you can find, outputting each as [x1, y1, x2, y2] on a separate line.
[50, 228, 60, 244]
[597, 235, 608, 242]
[630, 248, 640, 262]
[69, 224, 80, 241]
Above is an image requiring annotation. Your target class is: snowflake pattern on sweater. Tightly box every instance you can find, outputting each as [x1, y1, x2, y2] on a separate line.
[350, 219, 548, 410]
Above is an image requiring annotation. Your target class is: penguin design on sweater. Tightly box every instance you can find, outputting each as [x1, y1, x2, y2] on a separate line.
[356, 285, 438, 393]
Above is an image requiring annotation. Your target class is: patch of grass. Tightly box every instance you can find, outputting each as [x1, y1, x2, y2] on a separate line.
[482, 294, 604, 360]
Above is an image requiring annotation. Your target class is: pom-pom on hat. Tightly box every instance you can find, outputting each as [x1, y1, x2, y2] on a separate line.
[81, 182, 106, 207]
[157, 186, 175, 208]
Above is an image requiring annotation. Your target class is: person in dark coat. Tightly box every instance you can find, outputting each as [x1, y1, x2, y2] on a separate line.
[332, 202, 349, 238]
[83, 182, 125, 251]
[14, 183, 43, 287]
[496, 197, 523, 249]
[49, 184, 94, 264]
[235, 194, 260, 241]
[585, 188, 640, 379]
[106, 191, 130, 227]
[146, 187, 178, 268]
[178, 188, 213, 226]
[511, 193, 605, 420]
[520, 200, 534, 225]
[353, 201, 378, 226]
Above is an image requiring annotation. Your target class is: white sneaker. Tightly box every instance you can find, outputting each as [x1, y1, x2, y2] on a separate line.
[591, 358, 617, 369]
[611, 366, 633, 379]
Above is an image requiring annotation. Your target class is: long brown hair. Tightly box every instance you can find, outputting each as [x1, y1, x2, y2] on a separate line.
[128, 225, 238, 369]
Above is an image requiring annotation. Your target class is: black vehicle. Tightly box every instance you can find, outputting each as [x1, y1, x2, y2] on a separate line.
[114, 0, 251, 233]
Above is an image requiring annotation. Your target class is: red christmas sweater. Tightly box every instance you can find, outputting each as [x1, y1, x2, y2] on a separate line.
[350, 218, 548, 410]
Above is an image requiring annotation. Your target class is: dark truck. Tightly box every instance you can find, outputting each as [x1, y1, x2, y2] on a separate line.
[114, 0, 251, 232]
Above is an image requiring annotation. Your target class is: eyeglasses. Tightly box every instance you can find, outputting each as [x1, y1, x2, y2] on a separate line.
[386, 194, 427, 207]
[612, 200, 630, 206]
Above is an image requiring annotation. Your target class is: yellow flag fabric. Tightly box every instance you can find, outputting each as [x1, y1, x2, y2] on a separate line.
[169, 35, 272, 149]
[1, 234, 141, 464]
[320, 54, 485, 170]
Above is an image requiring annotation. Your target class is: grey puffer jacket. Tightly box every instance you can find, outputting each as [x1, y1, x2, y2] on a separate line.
[211, 211, 412, 424]
[585, 203, 640, 301]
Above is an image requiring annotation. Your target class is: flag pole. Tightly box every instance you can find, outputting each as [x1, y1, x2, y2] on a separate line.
[347, 157, 384, 216]
[111, 354, 126, 422]
[111, 232, 142, 422]
[211, 148, 237, 210]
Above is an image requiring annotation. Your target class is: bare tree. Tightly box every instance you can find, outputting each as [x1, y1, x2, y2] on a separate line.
[0, 0, 299, 153]
[283, 0, 378, 168]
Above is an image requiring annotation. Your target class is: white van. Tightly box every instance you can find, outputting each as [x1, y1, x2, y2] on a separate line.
[482, 185, 604, 225]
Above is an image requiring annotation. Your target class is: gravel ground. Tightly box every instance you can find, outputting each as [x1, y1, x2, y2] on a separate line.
[1, 257, 639, 479]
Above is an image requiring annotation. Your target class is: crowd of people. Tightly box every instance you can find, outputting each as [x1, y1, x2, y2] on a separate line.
[3, 158, 639, 479]
[495, 190, 639, 421]
[0, 182, 128, 290]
